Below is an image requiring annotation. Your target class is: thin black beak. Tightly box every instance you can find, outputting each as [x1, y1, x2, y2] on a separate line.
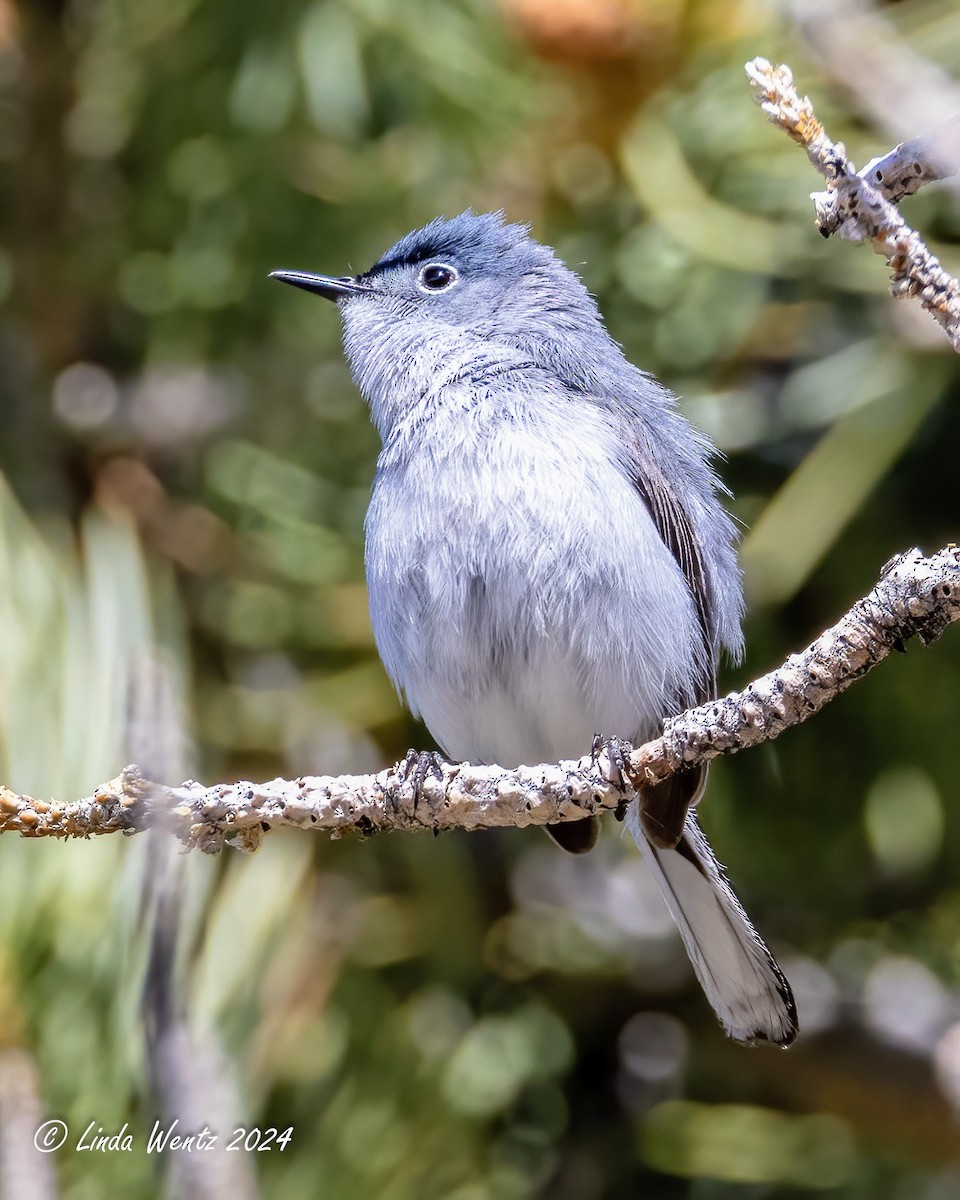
[269, 270, 373, 301]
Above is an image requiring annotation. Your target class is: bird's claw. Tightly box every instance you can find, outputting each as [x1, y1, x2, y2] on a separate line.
[397, 748, 448, 802]
[590, 734, 635, 821]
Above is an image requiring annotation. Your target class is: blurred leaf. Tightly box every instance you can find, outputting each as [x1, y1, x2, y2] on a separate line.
[620, 111, 792, 274]
[742, 355, 948, 607]
[642, 1102, 858, 1188]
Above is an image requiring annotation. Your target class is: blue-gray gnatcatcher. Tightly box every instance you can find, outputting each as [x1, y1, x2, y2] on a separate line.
[272, 212, 797, 1045]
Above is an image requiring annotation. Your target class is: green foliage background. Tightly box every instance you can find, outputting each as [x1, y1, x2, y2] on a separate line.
[2, 0, 960, 1195]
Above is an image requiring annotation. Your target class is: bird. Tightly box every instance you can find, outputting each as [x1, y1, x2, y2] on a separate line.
[271, 211, 797, 1046]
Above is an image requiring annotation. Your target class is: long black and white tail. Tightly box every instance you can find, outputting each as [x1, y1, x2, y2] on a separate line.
[626, 805, 797, 1046]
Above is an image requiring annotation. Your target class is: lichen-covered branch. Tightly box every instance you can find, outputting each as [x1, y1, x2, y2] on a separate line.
[858, 116, 960, 206]
[0, 546, 957, 853]
[628, 545, 959, 787]
[746, 57, 960, 352]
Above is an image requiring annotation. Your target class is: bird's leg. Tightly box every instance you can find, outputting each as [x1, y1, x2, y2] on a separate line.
[590, 734, 636, 821]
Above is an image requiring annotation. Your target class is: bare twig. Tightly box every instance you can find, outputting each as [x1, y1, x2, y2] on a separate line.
[746, 57, 960, 351]
[0, 546, 955, 852]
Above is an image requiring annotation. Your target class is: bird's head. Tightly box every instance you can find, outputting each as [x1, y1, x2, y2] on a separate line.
[272, 211, 617, 437]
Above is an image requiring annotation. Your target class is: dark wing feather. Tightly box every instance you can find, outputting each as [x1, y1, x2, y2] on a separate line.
[631, 453, 717, 848]
[544, 816, 600, 854]
[631, 458, 715, 700]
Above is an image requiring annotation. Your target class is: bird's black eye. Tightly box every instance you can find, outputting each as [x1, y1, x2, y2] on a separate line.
[417, 262, 459, 293]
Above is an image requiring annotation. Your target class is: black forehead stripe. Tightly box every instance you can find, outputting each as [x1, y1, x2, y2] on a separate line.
[361, 240, 457, 279]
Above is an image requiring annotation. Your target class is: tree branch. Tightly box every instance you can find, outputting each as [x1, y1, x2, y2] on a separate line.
[852, 117, 960, 206]
[746, 57, 960, 351]
[0, 546, 957, 852]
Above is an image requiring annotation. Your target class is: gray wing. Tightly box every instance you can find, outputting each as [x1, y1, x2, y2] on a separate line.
[630, 453, 716, 700]
[629, 445, 718, 848]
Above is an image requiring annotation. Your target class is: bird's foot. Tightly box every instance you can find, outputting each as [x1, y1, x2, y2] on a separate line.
[396, 748, 448, 803]
[590, 734, 635, 821]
